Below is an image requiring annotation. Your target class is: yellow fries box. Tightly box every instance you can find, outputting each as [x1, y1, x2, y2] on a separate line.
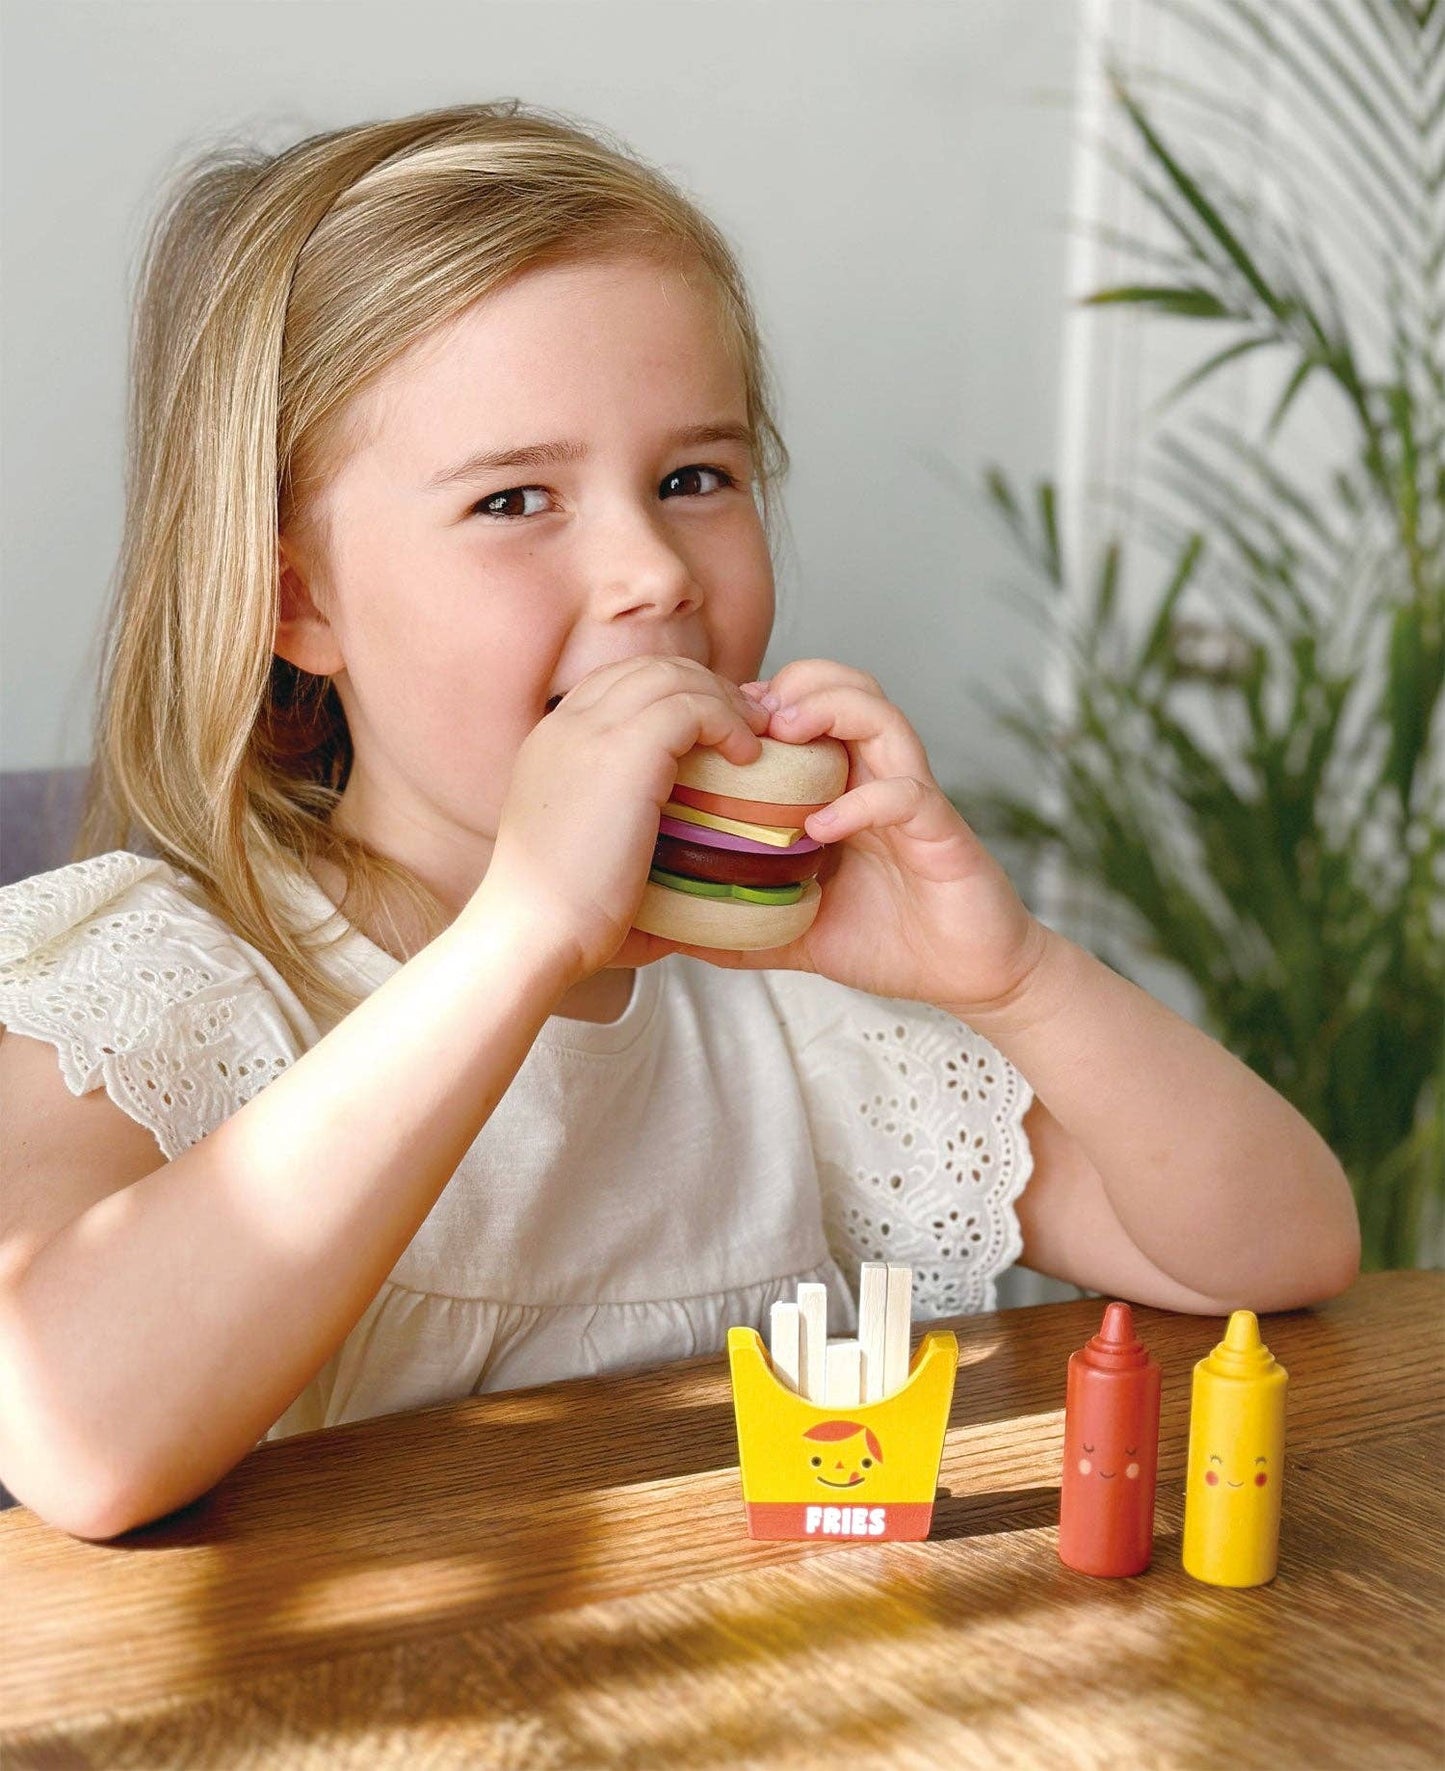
[727, 1326, 960, 1541]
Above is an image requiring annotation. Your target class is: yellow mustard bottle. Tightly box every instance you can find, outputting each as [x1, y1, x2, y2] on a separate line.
[1181, 1310, 1288, 1587]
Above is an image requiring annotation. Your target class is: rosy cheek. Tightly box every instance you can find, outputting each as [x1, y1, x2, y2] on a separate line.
[1205, 1470, 1219, 1486]
[1077, 1458, 1092, 1476]
[1125, 1463, 1140, 1480]
[1255, 1472, 1268, 1486]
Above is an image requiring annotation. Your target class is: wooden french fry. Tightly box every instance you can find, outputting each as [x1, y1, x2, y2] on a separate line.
[795, 1281, 829, 1403]
[883, 1264, 913, 1399]
[769, 1300, 802, 1393]
[824, 1338, 863, 1406]
[858, 1262, 889, 1402]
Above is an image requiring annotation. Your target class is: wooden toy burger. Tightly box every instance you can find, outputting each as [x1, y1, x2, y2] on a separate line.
[633, 735, 850, 951]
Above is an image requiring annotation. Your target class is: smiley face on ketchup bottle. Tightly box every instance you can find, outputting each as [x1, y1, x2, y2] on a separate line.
[1057, 1302, 1162, 1577]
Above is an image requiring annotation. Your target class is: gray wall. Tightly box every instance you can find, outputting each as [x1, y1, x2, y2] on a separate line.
[1, 0, 1077, 814]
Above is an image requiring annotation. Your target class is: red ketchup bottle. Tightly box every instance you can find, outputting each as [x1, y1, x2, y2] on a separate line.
[1057, 1302, 1162, 1577]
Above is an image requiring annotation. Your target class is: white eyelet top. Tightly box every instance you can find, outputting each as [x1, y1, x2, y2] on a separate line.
[0, 851, 1035, 1438]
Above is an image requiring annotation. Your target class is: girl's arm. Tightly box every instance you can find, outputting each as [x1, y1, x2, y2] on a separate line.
[0, 889, 575, 1540]
[717, 659, 1358, 1312]
[0, 659, 769, 1542]
[953, 925, 1362, 1312]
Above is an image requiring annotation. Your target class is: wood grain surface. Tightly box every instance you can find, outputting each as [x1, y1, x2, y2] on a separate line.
[2, 1269, 1441, 1769]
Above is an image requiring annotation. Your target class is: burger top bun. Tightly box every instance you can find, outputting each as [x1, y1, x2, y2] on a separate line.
[675, 734, 849, 804]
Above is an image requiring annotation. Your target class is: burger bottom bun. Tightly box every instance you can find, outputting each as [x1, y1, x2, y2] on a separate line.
[631, 879, 822, 952]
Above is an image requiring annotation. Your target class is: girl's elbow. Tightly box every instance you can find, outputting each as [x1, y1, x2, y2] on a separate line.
[19, 1470, 202, 1542]
[1217, 1167, 1361, 1316]
[1315, 1212, 1362, 1304]
[1, 1462, 146, 1542]
[55, 1459, 218, 1541]
[1, 1414, 207, 1541]
[1279, 1178, 1362, 1311]
[1316, 1154, 1362, 1300]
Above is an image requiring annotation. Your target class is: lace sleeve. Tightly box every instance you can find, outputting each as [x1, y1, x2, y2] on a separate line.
[0, 852, 303, 1161]
[765, 971, 1035, 1318]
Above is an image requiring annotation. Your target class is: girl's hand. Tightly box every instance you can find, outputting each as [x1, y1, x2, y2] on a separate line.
[677, 659, 1048, 1017]
[476, 656, 772, 987]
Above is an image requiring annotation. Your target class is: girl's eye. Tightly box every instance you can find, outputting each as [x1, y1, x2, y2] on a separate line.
[661, 464, 736, 498]
[1081, 1443, 1094, 1453]
[475, 486, 550, 520]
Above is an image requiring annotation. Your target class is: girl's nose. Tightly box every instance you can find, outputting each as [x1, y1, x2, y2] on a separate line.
[589, 510, 703, 622]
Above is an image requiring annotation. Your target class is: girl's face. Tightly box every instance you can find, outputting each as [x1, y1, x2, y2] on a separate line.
[277, 253, 776, 908]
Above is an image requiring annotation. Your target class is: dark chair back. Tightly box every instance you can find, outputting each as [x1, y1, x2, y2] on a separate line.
[0, 767, 91, 887]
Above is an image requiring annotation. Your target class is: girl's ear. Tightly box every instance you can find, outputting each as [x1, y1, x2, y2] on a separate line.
[274, 538, 346, 676]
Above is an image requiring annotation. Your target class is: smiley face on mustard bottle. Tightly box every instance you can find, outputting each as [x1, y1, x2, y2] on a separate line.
[1181, 1310, 1288, 1587]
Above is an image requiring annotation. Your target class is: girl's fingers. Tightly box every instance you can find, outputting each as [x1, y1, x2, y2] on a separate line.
[637, 689, 767, 766]
[743, 659, 884, 710]
[564, 656, 769, 738]
[770, 684, 933, 781]
[807, 774, 962, 852]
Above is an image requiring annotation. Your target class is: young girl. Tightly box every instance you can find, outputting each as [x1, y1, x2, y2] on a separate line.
[0, 101, 1358, 1540]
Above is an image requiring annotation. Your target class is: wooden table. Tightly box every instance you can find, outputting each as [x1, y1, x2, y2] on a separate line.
[2, 1269, 1441, 1768]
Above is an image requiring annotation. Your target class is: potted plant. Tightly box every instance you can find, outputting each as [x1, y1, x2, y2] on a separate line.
[972, 5, 1442, 1270]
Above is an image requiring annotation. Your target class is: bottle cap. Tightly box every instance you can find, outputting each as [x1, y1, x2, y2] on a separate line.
[1082, 1300, 1148, 1370]
[1204, 1309, 1278, 1379]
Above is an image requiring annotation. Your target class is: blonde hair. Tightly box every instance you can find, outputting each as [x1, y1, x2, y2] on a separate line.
[76, 100, 791, 1027]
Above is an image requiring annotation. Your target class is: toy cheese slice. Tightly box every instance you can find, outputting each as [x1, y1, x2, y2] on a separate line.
[727, 1325, 959, 1541]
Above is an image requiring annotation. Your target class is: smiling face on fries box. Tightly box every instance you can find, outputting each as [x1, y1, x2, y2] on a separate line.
[726, 1326, 959, 1541]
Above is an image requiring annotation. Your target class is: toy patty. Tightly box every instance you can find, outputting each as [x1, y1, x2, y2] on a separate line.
[632, 734, 850, 950]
